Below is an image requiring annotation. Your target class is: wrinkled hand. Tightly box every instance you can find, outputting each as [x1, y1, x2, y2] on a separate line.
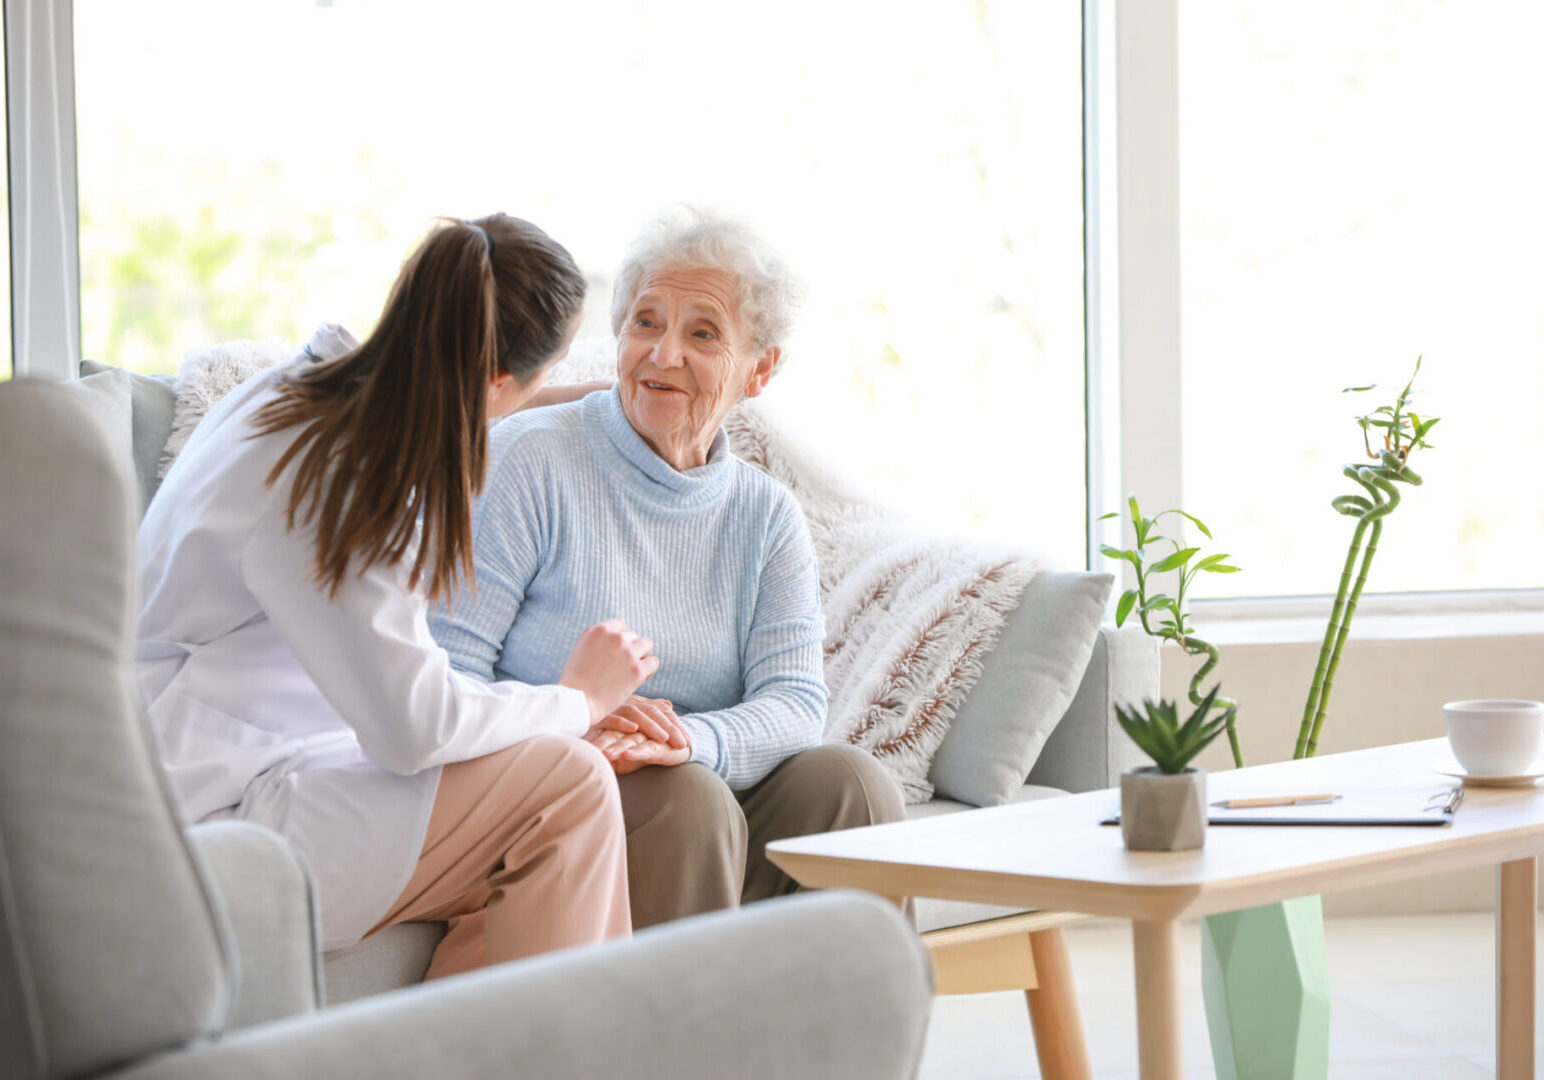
[586, 697, 690, 775]
[606, 695, 689, 750]
[583, 696, 686, 743]
[586, 729, 691, 775]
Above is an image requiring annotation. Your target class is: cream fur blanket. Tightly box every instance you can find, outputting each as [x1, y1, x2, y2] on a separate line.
[163, 337, 1041, 803]
[157, 338, 296, 478]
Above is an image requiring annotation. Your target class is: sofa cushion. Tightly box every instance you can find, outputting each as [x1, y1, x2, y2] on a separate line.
[0, 380, 232, 1076]
[79, 360, 177, 514]
[156, 339, 294, 479]
[189, 821, 323, 1029]
[60, 365, 134, 458]
[906, 784, 1066, 932]
[1026, 623, 1155, 793]
[323, 922, 446, 1006]
[928, 570, 1113, 807]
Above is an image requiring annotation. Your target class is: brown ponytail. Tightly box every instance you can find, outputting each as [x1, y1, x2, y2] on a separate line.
[250, 214, 585, 601]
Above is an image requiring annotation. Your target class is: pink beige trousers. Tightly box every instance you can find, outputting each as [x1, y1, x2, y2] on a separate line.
[368, 733, 632, 980]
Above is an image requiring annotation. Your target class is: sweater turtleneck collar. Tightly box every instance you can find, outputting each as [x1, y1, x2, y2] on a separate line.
[592, 385, 733, 503]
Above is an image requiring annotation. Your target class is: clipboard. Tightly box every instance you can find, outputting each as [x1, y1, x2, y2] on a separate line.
[1100, 785, 1462, 828]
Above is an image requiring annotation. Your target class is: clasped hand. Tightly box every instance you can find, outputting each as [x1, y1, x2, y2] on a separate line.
[585, 695, 690, 774]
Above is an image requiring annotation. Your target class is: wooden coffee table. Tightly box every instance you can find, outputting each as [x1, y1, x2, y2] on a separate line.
[767, 739, 1542, 1079]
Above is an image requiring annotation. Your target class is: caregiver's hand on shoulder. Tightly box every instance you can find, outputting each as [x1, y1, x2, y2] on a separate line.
[559, 619, 658, 725]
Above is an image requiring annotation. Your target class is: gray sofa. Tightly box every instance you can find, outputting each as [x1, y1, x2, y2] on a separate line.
[0, 378, 935, 1079]
[65, 358, 1158, 1001]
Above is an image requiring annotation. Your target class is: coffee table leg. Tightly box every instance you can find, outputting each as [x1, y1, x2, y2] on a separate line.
[1026, 927, 1093, 1080]
[1497, 857, 1537, 1080]
[1132, 919, 1182, 1080]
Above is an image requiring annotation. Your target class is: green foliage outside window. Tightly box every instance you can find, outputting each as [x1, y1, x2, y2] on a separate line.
[81, 201, 338, 375]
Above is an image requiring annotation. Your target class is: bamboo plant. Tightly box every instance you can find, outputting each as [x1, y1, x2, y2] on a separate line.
[1294, 359, 1438, 759]
[1100, 499, 1245, 767]
[1100, 358, 1437, 769]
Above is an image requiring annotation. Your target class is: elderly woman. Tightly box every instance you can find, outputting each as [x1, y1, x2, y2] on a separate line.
[429, 208, 903, 928]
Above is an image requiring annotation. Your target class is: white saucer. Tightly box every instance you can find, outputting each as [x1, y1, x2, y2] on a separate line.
[1435, 769, 1544, 788]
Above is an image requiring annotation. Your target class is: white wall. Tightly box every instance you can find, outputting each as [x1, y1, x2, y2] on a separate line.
[1162, 626, 1544, 914]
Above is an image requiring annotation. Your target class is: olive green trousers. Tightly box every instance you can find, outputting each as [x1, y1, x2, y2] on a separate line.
[617, 743, 905, 930]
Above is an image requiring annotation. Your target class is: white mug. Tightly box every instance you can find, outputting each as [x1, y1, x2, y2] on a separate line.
[1444, 700, 1544, 776]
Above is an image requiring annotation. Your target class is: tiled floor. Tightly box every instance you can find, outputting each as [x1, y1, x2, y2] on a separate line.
[920, 912, 1542, 1079]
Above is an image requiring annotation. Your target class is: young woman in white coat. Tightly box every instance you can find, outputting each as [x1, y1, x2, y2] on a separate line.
[137, 214, 669, 978]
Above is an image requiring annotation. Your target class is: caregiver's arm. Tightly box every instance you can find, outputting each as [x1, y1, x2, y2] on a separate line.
[520, 380, 612, 410]
[670, 499, 828, 790]
[243, 492, 653, 776]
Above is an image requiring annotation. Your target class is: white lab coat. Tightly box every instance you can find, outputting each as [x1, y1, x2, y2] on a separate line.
[136, 325, 588, 949]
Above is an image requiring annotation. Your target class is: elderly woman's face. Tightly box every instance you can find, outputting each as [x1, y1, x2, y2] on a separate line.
[617, 267, 778, 470]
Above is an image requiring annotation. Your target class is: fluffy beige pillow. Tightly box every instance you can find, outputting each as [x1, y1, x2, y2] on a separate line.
[158, 339, 295, 478]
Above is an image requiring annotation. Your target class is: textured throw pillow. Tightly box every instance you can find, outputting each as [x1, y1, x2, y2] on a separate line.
[549, 339, 1043, 803]
[78, 360, 178, 514]
[928, 569, 1113, 806]
[819, 537, 1041, 803]
[60, 366, 134, 461]
[158, 339, 295, 478]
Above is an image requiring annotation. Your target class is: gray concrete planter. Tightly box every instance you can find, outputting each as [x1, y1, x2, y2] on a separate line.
[1120, 766, 1207, 851]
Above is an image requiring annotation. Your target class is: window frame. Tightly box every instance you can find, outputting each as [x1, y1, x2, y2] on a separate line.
[1086, 0, 1187, 585]
[10, 0, 1539, 620]
[1090, 0, 1544, 623]
[5, 0, 80, 381]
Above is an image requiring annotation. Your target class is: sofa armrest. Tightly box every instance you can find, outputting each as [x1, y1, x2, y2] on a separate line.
[1026, 624, 1158, 793]
[113, 891, 932, 1080]
[186, 821, 323, 1030]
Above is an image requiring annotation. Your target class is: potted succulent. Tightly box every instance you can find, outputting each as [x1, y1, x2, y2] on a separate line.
[1116, 688, 1235, 851]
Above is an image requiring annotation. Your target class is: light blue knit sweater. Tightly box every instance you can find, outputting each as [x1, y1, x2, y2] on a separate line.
[429, 387, 828, 790]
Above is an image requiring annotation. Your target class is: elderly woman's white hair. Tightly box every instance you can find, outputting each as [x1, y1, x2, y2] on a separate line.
[610, 206, 804, 355]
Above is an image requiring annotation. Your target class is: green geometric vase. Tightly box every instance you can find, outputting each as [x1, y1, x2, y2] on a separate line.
[1201, 895, 1331, 1080]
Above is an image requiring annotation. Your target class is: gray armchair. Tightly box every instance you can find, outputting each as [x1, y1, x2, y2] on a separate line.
[0, 378, 933, 1079]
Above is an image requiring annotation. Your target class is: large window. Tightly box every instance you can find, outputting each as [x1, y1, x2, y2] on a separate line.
[73, 0, 1087, 565]
[0, 31, 9, 382]
[1179, 1, 1544, 598]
